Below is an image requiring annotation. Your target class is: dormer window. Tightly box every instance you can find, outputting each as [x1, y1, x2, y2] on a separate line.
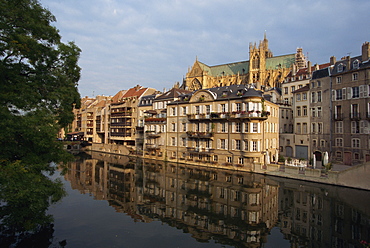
[337, 63, 344, 73]
[353, 59, 360, 69]
[237, 90, 243, 96]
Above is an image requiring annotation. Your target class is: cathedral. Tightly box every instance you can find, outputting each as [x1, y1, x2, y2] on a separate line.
[182, 34, 306, 91]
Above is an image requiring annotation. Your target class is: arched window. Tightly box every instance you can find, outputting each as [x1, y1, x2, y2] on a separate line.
[252, 55, 260, 69]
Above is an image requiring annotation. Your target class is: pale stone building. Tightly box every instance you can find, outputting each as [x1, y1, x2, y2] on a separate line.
[165, 84, 279, 168]
[183, 35, 306, 92]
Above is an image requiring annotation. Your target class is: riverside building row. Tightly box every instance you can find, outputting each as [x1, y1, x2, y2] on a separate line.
[68, 40, 370, 167]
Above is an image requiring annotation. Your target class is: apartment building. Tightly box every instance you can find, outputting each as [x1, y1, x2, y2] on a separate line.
[165, 84, 279, 168]
[109, 85, 156, 147]
[139, 88, 191, 159]
[331, 42, 370, 165]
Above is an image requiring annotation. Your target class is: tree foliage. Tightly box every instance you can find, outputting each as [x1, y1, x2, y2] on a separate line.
[0, 0, 81, 165]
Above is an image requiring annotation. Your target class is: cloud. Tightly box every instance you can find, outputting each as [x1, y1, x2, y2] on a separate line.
[40, 0, 370, 97]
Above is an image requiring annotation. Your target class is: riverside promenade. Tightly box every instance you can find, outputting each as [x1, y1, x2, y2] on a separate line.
[85, 144, 370, 191]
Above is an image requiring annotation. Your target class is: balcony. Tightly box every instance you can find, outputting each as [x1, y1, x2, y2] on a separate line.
[145, 144, 161, 150]
[186, 131, 214, 139]
[188, 111, 269, 121]
[350, 113, 361, 120]
[145, 131, 161, 138]
[144, 117, 166, 123]
[333, 113, 343, 121]
[187, 147, 214, 154]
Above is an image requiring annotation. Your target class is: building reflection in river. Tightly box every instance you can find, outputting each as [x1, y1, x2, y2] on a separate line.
[64, 152, 370, 247]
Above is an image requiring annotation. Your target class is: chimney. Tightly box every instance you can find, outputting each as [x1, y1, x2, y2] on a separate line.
[362, 41, 370, 61]
[292, 63, 297, 76]
[307, 61, 312, 74]
[315, 64, 319, 71]
[330, 56, 336, 65]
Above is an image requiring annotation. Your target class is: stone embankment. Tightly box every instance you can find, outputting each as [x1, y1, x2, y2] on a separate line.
[86, 144, 370, 191]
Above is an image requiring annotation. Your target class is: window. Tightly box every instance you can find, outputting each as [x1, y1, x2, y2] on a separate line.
[318, 123, 322, 133]
[352, 87, 359, 98]
[236, 140, 241, 150]
[171, 137, 176, 146]
[195, 106, 200, 114]
[335, 138, 343, 147]
[220, 139, 226, 149]
[311, 92, 316, 103]
[297, 94, 301, 101]
[236, 103, 241, 112]
[303, 106, 307, 116]
[317, 81, 321, 87]
[182, 138, 187, 147]
[311, 82, 315, 88]
[335, 121, 343, 133]
[221, 104, 226, 112]
[227, 156, 232, 163]
[352, 138, 360, 148]
[244, 140, 249, 151]
[238, 157, 243, 165]
[351, 121, 359, 134]
[336, 77, 342, 84]
[296, 123, 301, 134]
[235, 123, 241, 132]
[221, 123, 227, 133]
[284, 87, 288, 94]
[171, 123, 176, 132]
[291, 86, 295, 93]
[206, 105, 211, 114]
[297, 106, 301, 116]
[320, 140, 325, 147]
[352, 73, 358, 81]
[171, 107, 176, 116]
[252, 123, 258, 133]
[317, 91, 322, 102]
[313, 139, 317, 147]
[336, 89, 343, 100]
[182, 106, 187, 115]
[337, 63, 343, 72]
[312, 108, 316, 117]
[353, 59, 360, 69]
[284, 98, 289, 105]
[252, 141, 257, 151]
[302, 93, 307, 100]
[303, 123, 307, 134]
[317, 107, 322, 117]
[312, 123, 316, 133]
[244, 123, 249, 133]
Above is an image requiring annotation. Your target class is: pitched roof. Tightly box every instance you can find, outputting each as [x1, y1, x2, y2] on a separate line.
[111, 90, 127, 103]
[155, 88, 192, 100]
[122, 85, 148, 98]
[292, 85, 309, 93]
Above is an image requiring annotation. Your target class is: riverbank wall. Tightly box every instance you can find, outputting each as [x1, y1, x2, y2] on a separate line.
[86, 144, 370, 191]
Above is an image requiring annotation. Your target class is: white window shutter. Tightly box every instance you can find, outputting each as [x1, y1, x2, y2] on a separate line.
[332, 90, 336, 101]
[257, 123, 261, 133]
[257, 140, 261, 152]
[232, 139, 235, 150]
[347, 87, 352, 99]
[342, 88, 346, 100]
[360, 85, 364, 98]
[225, 139, 228, 150]
[217, 139, 220, 149]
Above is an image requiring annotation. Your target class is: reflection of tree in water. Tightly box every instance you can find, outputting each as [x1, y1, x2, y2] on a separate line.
[0, 161, 66, 247]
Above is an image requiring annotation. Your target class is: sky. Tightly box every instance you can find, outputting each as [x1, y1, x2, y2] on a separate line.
[40, 0, 370, 98]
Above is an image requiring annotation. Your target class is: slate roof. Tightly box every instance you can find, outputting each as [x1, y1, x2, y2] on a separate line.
[292, 85, 309, 93]
[312, 67, 331, 80]
[196, 53, 295, 77]
[155, 88, 192, 101]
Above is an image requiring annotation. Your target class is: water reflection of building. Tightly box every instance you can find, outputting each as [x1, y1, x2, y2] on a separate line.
[64, 152, 370, 247]
[278, 179, 370, 248]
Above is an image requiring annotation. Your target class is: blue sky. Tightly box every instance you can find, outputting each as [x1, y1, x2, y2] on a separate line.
[40, 0, 370, 97]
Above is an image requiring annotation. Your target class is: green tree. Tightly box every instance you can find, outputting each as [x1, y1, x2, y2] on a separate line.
[0, 0, 81, 167]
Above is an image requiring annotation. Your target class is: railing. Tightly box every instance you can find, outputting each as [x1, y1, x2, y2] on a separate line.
[186, 131, 214, 138]
[144, 117, 166, 123]
[187, 147, 214, 154]
[350, 113, 361, 120]
[146, 131, 161, 138]
[145, 144, 161, 150]
[187, 112, 269, 121]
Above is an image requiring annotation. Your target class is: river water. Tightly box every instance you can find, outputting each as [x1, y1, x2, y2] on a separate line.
[46, 151, 370, 248]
